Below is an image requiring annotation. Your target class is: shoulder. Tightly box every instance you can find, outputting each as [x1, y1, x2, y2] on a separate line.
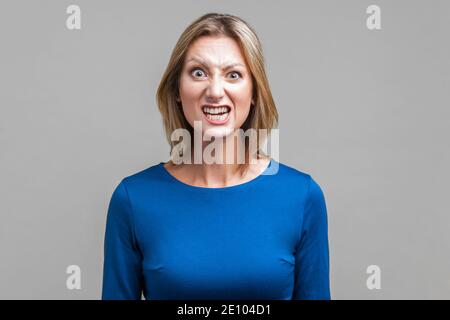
[110, 161, 168, 196]
[272, 160, 326, 201]
[272, 160, 311, 188]
[122, 162, 163, 182]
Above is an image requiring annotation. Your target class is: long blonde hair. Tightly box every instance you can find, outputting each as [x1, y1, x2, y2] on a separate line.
[156, 12, 278, 174]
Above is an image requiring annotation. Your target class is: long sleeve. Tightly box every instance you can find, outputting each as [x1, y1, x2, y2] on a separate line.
[101, 179, 144, 300]
[292, 176, 331, 299]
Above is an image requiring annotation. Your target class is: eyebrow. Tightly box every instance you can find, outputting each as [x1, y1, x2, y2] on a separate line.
[185, 57, 246, 70]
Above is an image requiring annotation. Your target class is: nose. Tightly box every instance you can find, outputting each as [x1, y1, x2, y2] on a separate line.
[205, 76, 225, 101]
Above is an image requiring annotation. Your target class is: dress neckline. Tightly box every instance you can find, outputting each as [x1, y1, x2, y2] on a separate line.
[158, 158, 274, 192]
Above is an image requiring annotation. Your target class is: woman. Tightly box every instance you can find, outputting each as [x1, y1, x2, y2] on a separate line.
[102, 13, 330, 300]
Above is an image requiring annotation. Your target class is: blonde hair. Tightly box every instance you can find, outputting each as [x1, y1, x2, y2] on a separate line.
[156, 12, 278, 174]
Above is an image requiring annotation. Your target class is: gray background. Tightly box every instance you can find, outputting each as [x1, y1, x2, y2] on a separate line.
[1, 0, 449, 299]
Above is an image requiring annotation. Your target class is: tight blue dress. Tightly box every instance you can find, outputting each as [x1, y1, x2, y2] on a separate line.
[102, 159, 331, 300]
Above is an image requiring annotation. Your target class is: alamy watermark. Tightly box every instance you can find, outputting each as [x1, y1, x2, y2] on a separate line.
[366, 264, 381, 290]
[66, 5, 81, 30]
[168, 121, 279, 175]
[66, 265, 81, 290]
[366, 5, 381, 30]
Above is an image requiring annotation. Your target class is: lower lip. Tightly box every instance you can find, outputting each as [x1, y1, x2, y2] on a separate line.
[203, 110, 231, 125]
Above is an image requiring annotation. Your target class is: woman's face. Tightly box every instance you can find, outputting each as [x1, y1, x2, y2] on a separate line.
[178, 35, 254, 139]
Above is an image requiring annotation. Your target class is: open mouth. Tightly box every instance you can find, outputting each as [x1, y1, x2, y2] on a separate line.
[202, 105, 231, 122]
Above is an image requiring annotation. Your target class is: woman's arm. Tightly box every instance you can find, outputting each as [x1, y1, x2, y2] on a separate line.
[101, 179, 144, 300]
[292, 176, 331, 299]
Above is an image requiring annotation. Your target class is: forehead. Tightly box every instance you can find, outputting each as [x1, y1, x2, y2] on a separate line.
[185, 35, 246, 65]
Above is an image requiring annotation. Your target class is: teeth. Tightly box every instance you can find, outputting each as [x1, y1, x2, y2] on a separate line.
[205, 113, 229, 121]
[202, 106, 230, 114]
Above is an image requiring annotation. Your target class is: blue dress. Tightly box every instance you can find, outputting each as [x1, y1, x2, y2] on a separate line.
[102, 159, 330, 300]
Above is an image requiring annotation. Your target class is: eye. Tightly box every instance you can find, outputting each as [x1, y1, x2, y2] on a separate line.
[228, 71, 242, 79]
[190, 68, 206, 78]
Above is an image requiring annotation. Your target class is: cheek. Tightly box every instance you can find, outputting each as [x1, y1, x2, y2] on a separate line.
[236, 105, 252, 123]
[232, 80, 253, 102]
[179, 74, 198, 101]
[232, 82, 253, 110]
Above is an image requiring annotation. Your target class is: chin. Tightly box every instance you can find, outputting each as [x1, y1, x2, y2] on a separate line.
[202, 127, 234, 140]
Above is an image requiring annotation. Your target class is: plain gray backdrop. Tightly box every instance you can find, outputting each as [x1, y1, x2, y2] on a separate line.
[0, 0, 449, 299]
